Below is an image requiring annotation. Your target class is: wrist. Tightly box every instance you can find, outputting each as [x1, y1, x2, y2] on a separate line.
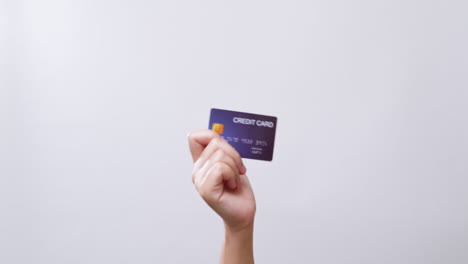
[222, 211, 256, 234]
[224, 222, 254, 242]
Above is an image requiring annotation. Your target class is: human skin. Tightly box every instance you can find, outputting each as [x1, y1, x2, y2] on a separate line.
[188, 129, 256, 264]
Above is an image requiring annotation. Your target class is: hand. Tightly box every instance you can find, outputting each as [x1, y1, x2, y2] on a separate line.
[188, 129, 256, 231]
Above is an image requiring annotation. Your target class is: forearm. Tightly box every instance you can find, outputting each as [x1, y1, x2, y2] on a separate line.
[220, 223, 254, 264]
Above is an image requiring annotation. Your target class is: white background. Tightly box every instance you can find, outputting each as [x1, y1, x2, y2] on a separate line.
[1, 0, 467, 263]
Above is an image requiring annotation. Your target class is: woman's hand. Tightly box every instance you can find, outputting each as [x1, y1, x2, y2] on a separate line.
[188, 129, 256, 231]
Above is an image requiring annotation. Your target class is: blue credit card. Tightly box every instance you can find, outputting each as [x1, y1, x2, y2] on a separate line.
[208, 108, 277, 161]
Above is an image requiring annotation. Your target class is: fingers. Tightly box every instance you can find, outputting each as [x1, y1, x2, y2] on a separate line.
[187, 129, 220, 162]
[188, 129, 247, 203]
[199, 162, 238, 202]
[206, 162, 238, 190]
[192, 148, 239, 189]
[194, 136, 247, 175]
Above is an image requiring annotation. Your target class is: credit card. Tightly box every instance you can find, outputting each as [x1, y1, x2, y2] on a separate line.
[208, 108, 277, 161]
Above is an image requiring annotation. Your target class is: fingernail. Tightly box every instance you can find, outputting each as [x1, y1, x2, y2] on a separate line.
[228, 181, 237, 190]
[241, 165, 247, 175]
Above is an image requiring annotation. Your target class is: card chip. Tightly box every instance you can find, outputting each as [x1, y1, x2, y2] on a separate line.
[212, 123, 224, 134]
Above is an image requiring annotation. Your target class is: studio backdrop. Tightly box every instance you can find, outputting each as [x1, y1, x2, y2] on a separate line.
[1, 1, 467, 263]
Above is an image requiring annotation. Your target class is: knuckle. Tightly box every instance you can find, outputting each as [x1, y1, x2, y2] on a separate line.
[198, 187, 209, 199]
[198, 188, 206, 198]
[210, 162, 227, 177]
[235, 153, 242, 162]
[191, 164, 200, 183]
[210, 162, 222, 174]
[212, 137, 222, 147]
[192, 173, 200, 185]
[217, 161, 228, 170]
[215, 148, 225, 157]
[225, 157, 238, 172]
[191, 171, 196, 184]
